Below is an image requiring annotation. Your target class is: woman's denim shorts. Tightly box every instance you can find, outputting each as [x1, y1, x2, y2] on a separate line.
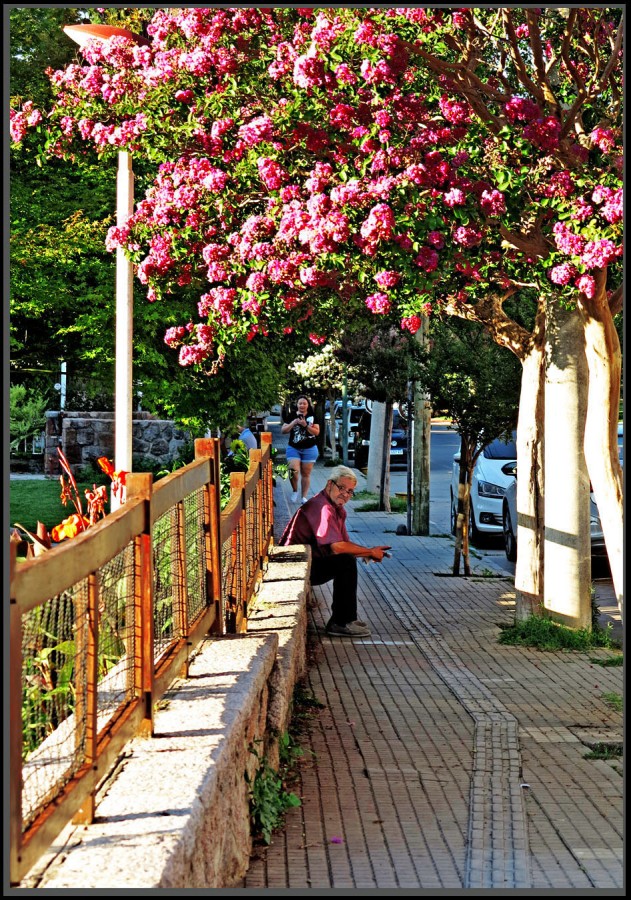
[286, 445, 319, 463]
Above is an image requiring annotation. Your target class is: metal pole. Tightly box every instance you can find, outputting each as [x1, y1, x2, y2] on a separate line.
[115, 150, 134, 477]
[60, 361, 67, 410]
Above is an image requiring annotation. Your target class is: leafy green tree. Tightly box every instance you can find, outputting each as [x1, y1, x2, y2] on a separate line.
[336, 328, 423, 509]
[9, 384, 49, 451]
[416, 318, 521, 573]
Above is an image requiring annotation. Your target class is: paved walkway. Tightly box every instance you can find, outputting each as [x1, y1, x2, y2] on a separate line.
[239, 435, 623, 890]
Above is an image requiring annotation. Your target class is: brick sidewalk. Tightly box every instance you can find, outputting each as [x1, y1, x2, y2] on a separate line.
[240, 456, 623, 890]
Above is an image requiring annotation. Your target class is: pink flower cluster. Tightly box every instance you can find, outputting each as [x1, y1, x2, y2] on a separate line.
[400, 315, 422, 334]
[439, 94, 471, 124]
[479, 189, 506, 216]
[293, 50, 327, 89]
[539, 170, 575, 199]
[592, 187, 623, 225]
[258, 157, 289, 190]
[238, 115, 274, 146]
[590, 127, 616, 154]
[548, 263, 577, 286]
[580, 239, 620, 270]
[453, 225, 483, 248]
[523, 116, 561, 151]
[365, 292, 391, 314]
[552, 222, 585, 256]
[360, 203, 396, 244]
[504, 96, 540, 123]
[575, 274, 596, 298]
[415, 246, 439, 272]
[198, 286, 237, 324]
[374, 270, 401, 288]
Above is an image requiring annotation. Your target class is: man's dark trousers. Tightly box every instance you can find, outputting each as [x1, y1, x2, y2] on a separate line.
[310, 553, 358, 626]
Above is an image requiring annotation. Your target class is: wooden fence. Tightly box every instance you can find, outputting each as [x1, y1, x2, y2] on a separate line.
[9, 435, 275, 885]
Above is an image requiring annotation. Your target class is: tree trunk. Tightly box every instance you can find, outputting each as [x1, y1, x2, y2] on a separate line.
[576, 272, 623, 619]
[411, 319, 431, 534]
[326, 388, 337, 458]
[543, 303, 592, 630]
[366, 400, 387, 496]
[379, 400, 393, 512]
[514, 342, 545, 620]
[452, 434, 476, 575]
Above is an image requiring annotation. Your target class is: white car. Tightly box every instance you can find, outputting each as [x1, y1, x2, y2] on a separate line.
[450, 432, 517, 539]
[502, 422, 623, 562]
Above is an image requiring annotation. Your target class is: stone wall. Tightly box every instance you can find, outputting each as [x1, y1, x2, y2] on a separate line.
[44, 411, 190, 475]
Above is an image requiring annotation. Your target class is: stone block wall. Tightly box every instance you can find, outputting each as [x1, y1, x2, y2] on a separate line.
[44, 411, 190, 475]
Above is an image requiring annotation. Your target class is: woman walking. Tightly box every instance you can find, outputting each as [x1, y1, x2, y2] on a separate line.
[281, 395, 320, 503]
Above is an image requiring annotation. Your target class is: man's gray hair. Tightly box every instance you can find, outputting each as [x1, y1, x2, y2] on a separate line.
[328, 465, 358, 485]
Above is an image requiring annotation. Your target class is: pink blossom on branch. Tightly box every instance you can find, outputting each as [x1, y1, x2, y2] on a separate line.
[365, 292, 391, 314]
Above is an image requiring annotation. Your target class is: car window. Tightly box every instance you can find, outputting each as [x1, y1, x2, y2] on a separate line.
[483, 436, 517, 459]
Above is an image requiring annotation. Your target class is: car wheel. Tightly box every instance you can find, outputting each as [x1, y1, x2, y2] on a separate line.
[503, 502, 517, 562]
[449, 489, 457, 535]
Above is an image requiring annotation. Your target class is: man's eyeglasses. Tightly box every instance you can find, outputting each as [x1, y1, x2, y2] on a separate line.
[333, 481, 355, 497]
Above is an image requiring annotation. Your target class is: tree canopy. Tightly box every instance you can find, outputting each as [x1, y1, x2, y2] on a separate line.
[11, 7, 622, 372]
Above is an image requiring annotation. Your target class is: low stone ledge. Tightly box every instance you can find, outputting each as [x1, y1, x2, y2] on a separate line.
[27, 546, 312, 890]
[248, 544, 311, 768]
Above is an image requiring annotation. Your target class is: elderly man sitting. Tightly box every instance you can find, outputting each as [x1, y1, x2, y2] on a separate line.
[279, 465, 391, 637]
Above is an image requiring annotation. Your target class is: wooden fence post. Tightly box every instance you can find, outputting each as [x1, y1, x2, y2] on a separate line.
[126, 473, 155, 736]
[260, 432, 274, 548]
[230, 471, 248, 633]
[195, 438, 223, 635]
[9, 543, 23, 883]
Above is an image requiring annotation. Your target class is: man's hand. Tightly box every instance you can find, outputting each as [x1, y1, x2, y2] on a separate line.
[369, 545, 392, 562]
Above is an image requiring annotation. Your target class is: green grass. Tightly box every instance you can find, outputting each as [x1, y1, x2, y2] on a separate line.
[589, 654, 623, 667]
[353, 491, 408, 513]
[584, 742, 622, 760]
[601, 691, 623, 712]
[498, 614, 615, 652]
[10, 478, 111, 536]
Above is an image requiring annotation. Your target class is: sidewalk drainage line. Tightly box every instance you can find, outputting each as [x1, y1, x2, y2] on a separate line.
[365, 565, 533, 890]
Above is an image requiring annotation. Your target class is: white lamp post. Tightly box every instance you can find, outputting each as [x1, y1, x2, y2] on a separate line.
[63, 24, 149, 498]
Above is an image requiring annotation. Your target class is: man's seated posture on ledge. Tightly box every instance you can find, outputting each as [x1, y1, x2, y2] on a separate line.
[279, 465, 391, 638]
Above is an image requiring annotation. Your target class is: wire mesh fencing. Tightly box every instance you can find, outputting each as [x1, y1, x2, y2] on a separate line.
[10, 433, 275, 885]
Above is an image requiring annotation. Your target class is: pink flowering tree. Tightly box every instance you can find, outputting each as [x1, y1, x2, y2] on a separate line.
[11, 7, 623, 618]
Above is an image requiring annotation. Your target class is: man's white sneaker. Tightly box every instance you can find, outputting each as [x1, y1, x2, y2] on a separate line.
[301, 496, 308, 504]
[290, 491, 299, 503]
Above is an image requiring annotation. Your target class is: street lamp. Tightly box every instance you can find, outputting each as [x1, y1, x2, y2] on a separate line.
[63, 24, 149, 499]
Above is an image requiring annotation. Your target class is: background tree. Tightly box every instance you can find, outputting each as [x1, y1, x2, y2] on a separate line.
[336, 328, 423, 510]
[288, 344, 361, 457]
[415, 317, 521, 574]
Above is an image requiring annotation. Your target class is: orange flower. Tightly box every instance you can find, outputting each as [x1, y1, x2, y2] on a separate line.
[97, 457, 128, 485]
[51, 514, 89, 543]
[97, 457, 115, 477]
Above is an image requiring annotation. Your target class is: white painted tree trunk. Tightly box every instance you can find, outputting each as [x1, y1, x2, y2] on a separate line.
[366, 401, 387, 495]
[576, 275, 623, 619]
[543, 305, 592, 630]
[514, 345, 545, 620]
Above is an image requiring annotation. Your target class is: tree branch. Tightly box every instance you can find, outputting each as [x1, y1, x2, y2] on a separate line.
[442, 291, 532, 360]
[499, 223, 550, 260]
